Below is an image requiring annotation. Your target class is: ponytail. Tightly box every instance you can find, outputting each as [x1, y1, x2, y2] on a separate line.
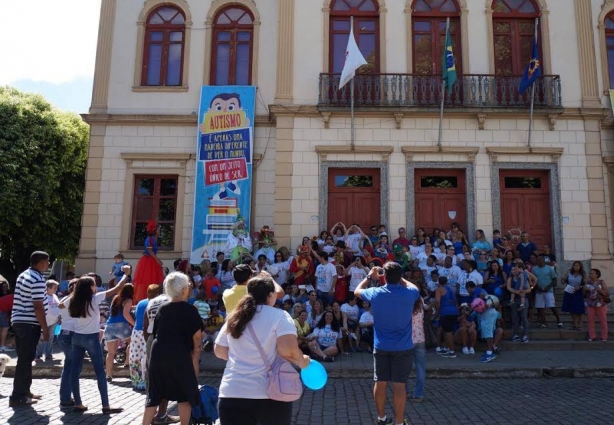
[227, 294, 258, 339]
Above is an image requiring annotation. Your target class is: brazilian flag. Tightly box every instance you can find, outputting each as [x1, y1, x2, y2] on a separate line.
[442, 25, 457, 94]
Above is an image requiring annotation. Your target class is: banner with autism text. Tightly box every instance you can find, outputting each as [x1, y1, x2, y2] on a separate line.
[190, 86, 256, 264]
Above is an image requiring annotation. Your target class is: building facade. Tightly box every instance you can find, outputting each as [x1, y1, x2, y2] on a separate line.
[78, 0, 614, 281]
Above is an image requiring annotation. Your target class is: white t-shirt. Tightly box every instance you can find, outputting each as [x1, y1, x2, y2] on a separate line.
[458, 270, 484, 296]
[315, 262, 337, 292]
[216, 306, 297, 399]
[408, 245, 421, 259]
[146, 294, 171, 333]
[346, 233, 363, 255]
[359, 311, 374, 325]
[45, 293, 61, 326]
[340, 303, 360, 322]
[63, 292, 107, 335]
[348, 266, 367, 291]
[439, 265, 462, 286]
[417, 252, 433, 270]
[58, 295, 76, 332]
[309, 324, 341, 347]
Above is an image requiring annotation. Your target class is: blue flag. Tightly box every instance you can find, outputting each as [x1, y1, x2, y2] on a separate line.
[518, 36, 541, 94]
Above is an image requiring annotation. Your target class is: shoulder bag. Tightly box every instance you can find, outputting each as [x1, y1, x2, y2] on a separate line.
[247, 323, 303, 402]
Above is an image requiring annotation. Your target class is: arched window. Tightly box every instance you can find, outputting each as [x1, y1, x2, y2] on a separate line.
[211, 6, 254, 85]
[141, 6, 186, 86]
[605, 12, 614, 88]
[412, 0, 462, 76]
[329, 0, 379, 74]
[492, 0, 540, 76]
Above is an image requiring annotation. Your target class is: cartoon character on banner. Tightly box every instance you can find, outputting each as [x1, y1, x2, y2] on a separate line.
[202, 93, 250, 200]
[253, 226, 277, 263]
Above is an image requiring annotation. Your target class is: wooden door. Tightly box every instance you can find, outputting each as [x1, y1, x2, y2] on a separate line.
[328, 168, 380, 229]
[415, 169, 467, 234]
[500, 169, 551, 248]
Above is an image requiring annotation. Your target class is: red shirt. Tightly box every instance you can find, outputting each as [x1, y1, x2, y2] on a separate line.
[203, 277, 221, 299]
[0, 294, 14, 313]
[392, 237, 411, 249]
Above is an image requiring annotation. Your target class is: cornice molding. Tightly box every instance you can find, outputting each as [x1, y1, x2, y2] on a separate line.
[401, 146, 479, 162]
[485, 146, 564, 163]
[81, 113, 275, 127]
[315, 145, 394, 161]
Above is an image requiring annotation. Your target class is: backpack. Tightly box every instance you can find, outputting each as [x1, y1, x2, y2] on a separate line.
[190, 385, 219, 425]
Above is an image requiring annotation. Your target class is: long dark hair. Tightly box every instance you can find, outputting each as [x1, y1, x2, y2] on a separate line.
[226, 276, 274, 339]
[110, 284, 134, 316]
[69, 276, 96, 319]
[315, 311, 340, 332]
[221, 259, 231, 272]
[487, 261, 503, 278]
[569, 261, 586, 278]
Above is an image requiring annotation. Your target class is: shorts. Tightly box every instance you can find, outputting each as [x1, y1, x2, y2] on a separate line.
[319, 344, 334, 351]
[104, 322, 132, 341]
[440, 315, 457, 333]
[535, 292, 555, 308]
[0, 311, 9, 328]
[373, 349, 413, 383]
[347, 319, 358, 330]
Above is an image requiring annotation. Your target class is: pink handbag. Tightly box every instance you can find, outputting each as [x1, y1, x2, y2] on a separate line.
[247, 323, 303, 402]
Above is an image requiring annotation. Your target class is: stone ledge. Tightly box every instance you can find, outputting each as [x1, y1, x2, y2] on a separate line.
[401, 146, 479, 161]
[486, 146, 564, 162]
[315, 145, 394, 161]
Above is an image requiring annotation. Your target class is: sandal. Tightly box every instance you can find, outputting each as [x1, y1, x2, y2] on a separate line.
[73, 405, 88, 413]
[102, 406, 124, 414]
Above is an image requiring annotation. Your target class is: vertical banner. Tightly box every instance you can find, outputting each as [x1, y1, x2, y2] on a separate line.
[190, 86, 256, 264]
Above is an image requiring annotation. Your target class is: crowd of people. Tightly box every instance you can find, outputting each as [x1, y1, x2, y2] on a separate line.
[0, 220, 611, 425]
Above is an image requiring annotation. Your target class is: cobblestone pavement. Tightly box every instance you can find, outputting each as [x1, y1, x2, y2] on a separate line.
[1, 376, 613, 424]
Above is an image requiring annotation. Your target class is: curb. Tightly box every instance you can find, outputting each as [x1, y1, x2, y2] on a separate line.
[8, 365, 614, 380]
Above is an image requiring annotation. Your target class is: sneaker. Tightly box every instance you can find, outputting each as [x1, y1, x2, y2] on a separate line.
[349, 332, 358, 341]
[435, 347, 448, 355]
[587, 338, 594, 342]
[493, 346, 501, 354]
[522, 336, 529, 343]
[512, 335, 520, 342]
[462, 347, 470, 355]
[0, 346, 14, 352]
[481, 353, 496, 363]
[410, 397, 424, 403]
[442, 351, 457, 358]
[602, 339, 608, 343]
[9, 397, 38, 407]
[557, 323, 563, 329]
[469, 347, 475, 355]
[518, 303, 525, 311]
[153, 413, 181, 424]
[376, 417, 393, 425]
[539, 323, 548, 329]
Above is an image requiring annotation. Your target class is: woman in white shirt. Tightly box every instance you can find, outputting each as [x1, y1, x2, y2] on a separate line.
[214, 275, 310, 425]
[57, 279, 76, 409]
[61, 270, 130, 414]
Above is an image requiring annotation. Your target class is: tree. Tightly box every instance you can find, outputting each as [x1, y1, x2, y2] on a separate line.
[0, 87, 89, 282]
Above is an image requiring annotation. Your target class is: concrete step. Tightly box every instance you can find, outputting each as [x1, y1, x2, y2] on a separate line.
[494, 340, 614, 351]
[501, 328, 614, 340]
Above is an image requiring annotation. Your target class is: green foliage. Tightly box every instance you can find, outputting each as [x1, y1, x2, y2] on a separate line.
[0, 86, 89, 275]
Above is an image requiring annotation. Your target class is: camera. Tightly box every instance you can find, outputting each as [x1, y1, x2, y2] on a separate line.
[377, 268, 385, 276]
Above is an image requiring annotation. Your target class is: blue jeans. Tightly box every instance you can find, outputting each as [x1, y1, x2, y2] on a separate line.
[317, 290, 333, 308]
[70, 332, 109, 407]
[57, 330, 79, 404]
[35, 323, 57, 358]
[406, 343, 426, 398]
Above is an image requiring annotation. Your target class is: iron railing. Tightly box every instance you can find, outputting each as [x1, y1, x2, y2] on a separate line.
[318, 73, 562, 108]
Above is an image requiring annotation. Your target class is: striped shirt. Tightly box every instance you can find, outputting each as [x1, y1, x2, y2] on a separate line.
[11, 268, 48, 325]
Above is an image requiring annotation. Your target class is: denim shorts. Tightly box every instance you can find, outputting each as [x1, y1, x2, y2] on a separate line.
[0, 311, 9, 328]
[104, 322, 132, 341]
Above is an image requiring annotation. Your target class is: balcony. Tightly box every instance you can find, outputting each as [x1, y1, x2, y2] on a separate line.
[318, 73, 562, 110]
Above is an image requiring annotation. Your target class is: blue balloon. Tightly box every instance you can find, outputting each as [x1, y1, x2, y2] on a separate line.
[54, 324, 62, 336]
[212, 286, 219, 295]
[494, 287, 504, 298]
[300, 359, 328, 390]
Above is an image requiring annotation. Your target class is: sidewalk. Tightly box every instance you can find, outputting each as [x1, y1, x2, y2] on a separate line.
[3, 344, 614, 380]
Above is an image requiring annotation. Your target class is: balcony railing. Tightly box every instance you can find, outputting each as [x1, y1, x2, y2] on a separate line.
[318, 73, 562, 109]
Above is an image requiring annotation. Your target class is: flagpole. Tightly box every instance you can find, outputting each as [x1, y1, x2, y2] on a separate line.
[527, 17, 539, 149]
[438, 17, 450, 149]
[350, 16, 355, 150]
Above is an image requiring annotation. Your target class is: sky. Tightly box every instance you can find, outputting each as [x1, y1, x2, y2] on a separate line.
[0, 1, 102, 113]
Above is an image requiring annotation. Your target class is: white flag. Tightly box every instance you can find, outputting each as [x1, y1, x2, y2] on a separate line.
[339, 25, 367, 90]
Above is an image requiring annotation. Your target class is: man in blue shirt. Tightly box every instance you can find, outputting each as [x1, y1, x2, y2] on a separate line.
[532, 254, 562, 328]
[516, 232, 538, 263]
[355, 262, 420, 425]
